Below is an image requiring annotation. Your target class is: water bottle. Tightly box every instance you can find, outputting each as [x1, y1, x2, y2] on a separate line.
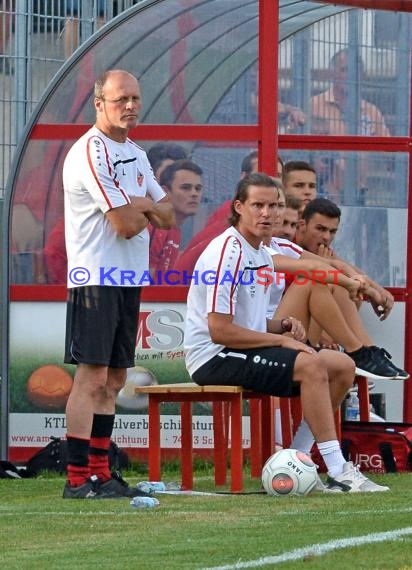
[346, 393, 360, 421]
[130, 496, 160, 509]
[136, 481, 181, 494]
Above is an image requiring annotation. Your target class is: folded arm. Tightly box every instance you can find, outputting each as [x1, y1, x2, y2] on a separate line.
[106, 196, 175, 239]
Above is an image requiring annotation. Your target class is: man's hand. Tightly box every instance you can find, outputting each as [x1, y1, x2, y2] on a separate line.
[368, 287, 394, 321]
[130, 196, 175, 229]
[280, 317, 306, 343]
[317, 243, 334, 258]
[346, 277, 364, 303]
[146, 200, 175, 229]
[287, 107, 306, 130]
[279, 336, 314, 353]
[317, 332, 340, 351]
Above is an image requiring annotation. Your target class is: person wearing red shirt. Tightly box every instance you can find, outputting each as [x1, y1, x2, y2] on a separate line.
[149, 159, 203, 278]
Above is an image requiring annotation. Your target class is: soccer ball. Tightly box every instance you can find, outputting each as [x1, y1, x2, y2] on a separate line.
[261, 448, 318, 497]
[27, 364, 73, 409]
[116, 365, 157, 410]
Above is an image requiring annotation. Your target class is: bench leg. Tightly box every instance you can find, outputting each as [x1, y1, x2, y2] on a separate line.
[213, 401, 228, 486]
[357, 376, 370, 421]
[249, 398, 262, 478]
[148, 396, 161, 481]
[230, 394, 243, 492]
[279, 398, 293, 448]
[261, 395, 274, 464]
[181, 401, 194, 490]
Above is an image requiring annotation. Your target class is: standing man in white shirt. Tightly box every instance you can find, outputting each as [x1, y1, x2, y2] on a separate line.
[63, 69, 174, 499]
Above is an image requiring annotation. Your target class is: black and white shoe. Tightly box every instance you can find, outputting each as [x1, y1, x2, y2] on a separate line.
[63, 475, 102, 499]
[100, 471, 155, 498]
[325, 462, 389, 493]
[346, 346, 397, 380]
[369, 346, 409, 380]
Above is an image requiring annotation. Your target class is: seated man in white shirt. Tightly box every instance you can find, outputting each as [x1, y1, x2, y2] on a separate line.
[184, 172, 388, 493]
[271, 198, 409, 380]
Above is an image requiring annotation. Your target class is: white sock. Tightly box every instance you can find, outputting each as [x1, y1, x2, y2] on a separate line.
[290, 420, 315, 455]
[317, 440, 346, 478]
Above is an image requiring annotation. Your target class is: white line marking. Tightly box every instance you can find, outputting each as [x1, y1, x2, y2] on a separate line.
[200, 527, 412, 570]
[0, 506, 412, 518]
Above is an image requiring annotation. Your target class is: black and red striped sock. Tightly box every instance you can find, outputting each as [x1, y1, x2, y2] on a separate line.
[66, 435, 90, 487]
[88, 414, 115, 482]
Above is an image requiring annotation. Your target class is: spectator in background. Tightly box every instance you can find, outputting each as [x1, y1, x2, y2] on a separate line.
[174, 151, 284, 275]
[63, 1, 106, 57]
[310, 48, 390, 203]
[277, 195, 302, 241]
[282, 161, 317, 207]
[311, 48, 390, 138]
[147, 142, 189, 180]
[43, 217, 66, 283]
[0, 1, 13, 74]
[149, 159, 203, 276]
[271, 182, 286, 237]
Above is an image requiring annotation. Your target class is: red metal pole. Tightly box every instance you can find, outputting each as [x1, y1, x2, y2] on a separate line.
[258, 0, 278, 175]
[403, 19, 412, 422]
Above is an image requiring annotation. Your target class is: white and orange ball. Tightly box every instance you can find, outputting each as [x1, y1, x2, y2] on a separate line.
[261, 448, 318, 497]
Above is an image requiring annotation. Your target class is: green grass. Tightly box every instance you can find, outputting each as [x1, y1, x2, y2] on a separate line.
[1, 465, 412, 570]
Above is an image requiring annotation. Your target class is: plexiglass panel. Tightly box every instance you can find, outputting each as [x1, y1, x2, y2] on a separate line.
[37, 0, 259, 126]
[278, 10, 411, 137]
[10, 140, 259, 285]
[279, 148, 408, 287]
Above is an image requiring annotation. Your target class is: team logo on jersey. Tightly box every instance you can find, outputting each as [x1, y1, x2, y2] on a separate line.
[137, 171, 144, 186]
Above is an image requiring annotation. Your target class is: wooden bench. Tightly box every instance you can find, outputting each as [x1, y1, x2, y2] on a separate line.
[136, 377, 370, 491]
[134, 383, 275, 492]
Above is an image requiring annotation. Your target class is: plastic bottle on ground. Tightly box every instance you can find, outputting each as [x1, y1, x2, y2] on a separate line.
[130, 496, 160, 508]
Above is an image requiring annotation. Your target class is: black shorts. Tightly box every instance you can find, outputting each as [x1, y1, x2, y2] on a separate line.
[192, 346, 300, 397]
[64, 286, 141, 368]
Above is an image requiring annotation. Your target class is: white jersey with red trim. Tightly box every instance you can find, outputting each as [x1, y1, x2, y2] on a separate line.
[272, 237, 303, 259]
[263, 237, 303, 317]
[63, 126, 165, 287]
[184, 226, 274, 377]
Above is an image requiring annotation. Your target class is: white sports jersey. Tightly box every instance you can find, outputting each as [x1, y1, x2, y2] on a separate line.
[184, 227, 274, 376]
[264, 237, 304, 317]
[63, 126, 165, 287]
[272, 237, 303, 259]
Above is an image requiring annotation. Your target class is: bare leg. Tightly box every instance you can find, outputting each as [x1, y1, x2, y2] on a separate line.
[331, 285, 374, 345]
[276, 281, 363, 352]
[292, 352, 339, 443]
[317, 349, 355, 409]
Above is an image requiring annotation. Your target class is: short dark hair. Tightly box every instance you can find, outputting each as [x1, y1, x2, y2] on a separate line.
[301, 198, 341, 223]
[282, 161, 316, 184]
[159, 159, 203, 188]
[147, 142, 189, 174]
[229, 172, 281, 227]
[240, 151, 284, 176]
[240, 150, 258, 175]
[285, 195, 303, 211]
